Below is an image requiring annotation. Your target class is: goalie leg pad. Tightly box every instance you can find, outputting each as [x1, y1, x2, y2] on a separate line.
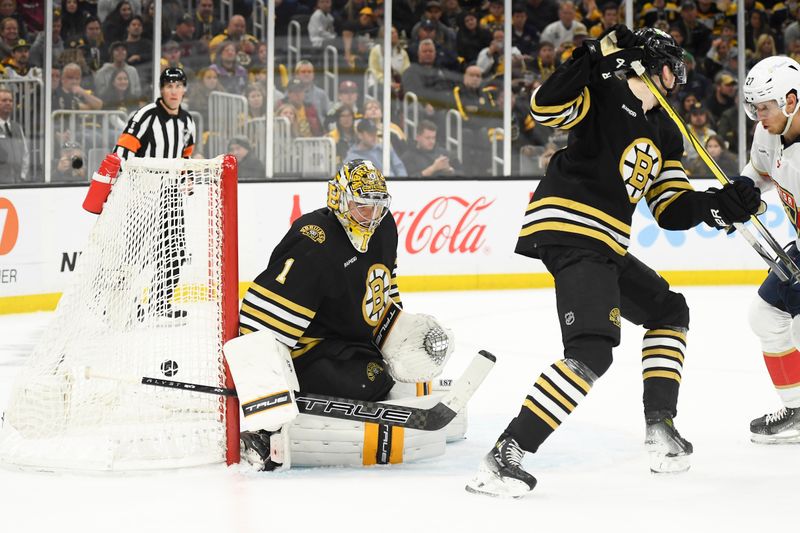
[289, 412, 447, 467]
[224, 330, 300, 432]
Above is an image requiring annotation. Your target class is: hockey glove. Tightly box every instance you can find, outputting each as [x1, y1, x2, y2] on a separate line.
[704, 180, 762, 229]
[582, 25, 645, 76]
[373, 299, 455, 382]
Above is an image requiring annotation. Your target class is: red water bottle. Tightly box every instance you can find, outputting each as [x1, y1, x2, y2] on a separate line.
[290, 194, 302, 225]
[83, 153, 122, 214]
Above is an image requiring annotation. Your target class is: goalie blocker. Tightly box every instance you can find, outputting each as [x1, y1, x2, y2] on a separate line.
[224, 329, 473, 471]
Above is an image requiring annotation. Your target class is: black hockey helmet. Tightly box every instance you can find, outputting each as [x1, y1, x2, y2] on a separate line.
[160, 67, 187, 88]
[635, 27, 686, 85]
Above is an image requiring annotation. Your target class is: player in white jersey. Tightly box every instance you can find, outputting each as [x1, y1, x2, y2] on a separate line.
[740, 55, 800, 443]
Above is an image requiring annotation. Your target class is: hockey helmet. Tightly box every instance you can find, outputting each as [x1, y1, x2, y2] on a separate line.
[327, 159, 391, 253]
[743, 56, 800, 132]
[635, 27, 686, 86]
[160, 67, 187, 88]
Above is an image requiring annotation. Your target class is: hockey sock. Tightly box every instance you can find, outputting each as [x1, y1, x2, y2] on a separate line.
[763, 348, 800, 407]
[642, 328, 686, 417]
[505, 358, 596, 453]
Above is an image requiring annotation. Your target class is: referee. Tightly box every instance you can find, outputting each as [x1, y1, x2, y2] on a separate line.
[113, 67, 195, 320]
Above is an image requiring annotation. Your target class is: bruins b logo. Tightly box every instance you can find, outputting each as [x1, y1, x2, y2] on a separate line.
[363, 263, 391, 326]
[619, 138, 662, 203]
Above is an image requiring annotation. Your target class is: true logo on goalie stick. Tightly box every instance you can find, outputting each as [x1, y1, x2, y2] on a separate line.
[160, 359, 179, 377]
[295, 396, 413, 425]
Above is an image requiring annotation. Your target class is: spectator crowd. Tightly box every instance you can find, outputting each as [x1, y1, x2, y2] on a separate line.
[1, 0, 797, 183]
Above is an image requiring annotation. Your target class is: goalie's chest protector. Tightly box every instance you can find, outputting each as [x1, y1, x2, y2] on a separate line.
[517, 75, 684, 261]
[290, 208, 398, 343]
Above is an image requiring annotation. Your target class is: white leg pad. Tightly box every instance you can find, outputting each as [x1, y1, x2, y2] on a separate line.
[288, 393, 449, 467]
[749, 296, 793, 353]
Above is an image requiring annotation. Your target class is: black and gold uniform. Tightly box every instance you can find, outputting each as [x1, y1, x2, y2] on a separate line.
[240, 206, 401, 401]
[483, 26, 761, 482]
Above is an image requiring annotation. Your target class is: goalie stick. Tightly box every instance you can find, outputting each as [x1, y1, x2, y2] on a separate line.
[89, 349, 496, 431]
[639, 73, 800, 284]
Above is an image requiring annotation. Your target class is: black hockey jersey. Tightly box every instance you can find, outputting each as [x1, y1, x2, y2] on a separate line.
[518, 49, 706, 262]
[239, 208, 401, 366]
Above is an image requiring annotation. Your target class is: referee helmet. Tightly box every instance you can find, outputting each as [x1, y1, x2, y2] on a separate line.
[160, 67, 187, 88]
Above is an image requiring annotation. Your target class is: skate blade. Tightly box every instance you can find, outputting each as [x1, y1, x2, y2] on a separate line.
[649, 452, 691, 474]
[750, 431, 800, 445]
[464, 466, 536, 499]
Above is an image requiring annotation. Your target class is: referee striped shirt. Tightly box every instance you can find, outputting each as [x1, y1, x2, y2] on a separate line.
[113, 97, 196, 160]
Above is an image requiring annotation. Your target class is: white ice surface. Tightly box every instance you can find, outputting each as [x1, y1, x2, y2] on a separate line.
[0, 286, 797, 532]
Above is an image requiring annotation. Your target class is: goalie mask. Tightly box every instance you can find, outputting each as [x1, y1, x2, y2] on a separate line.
[327, 159, 392, 253]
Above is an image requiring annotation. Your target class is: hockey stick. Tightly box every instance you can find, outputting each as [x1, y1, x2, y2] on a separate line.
[88, 350, 496, 431]
[640, 73, 800, 284]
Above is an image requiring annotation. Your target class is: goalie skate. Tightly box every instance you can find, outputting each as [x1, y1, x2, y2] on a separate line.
[645, 414, 692, 474]
[750, 407, 800, 444]
[465, 435, 537, 498]
[239, 428, 290, 471]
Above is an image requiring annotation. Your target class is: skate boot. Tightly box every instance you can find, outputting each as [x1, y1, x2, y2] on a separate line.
[750, 407, 800, 444]
[465, 433, 537, 498]
[644, 412, 693, 474]
[240, 428, 289, 471]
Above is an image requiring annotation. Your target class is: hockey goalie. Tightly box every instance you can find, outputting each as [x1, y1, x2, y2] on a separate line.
[226, 159, 469, 470]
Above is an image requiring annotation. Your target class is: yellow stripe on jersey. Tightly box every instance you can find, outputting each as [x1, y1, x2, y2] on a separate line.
[526, 197, 632, 234]
[249, 284, 316, 319]
[530, 87, 591, 130]
[290, 338, 323, 358]
[520, 221, 627, 256]
[651, 190, 688, 220]
[240, 301, 305, 338]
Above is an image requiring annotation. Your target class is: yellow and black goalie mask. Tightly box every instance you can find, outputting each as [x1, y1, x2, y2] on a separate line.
[327, 159, 392, 252]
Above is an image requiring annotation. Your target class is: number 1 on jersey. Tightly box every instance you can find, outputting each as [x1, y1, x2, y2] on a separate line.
[276, 258, 295, 284]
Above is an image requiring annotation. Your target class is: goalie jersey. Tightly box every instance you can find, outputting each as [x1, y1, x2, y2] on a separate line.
[518, 48, 705, 262]
[239, 208, 401, 370]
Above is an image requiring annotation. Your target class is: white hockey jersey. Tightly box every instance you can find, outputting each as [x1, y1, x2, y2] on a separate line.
[743, 124, 800, 236]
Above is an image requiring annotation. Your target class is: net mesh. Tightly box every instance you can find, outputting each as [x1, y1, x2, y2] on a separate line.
[0, 156, 235, 471]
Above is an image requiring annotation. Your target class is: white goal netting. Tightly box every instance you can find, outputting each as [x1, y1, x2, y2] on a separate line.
[0, 155, 239, 471]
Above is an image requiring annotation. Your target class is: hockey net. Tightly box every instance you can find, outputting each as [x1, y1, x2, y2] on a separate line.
[0, 155, 240, 471]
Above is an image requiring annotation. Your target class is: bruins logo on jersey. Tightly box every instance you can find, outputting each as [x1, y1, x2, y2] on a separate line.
[366, 361, 384, 382]
[619, 138, 662, 203]
[363, 263, 391, 326]
[609, 307, 621, 328]
[300, 224, 326, 243]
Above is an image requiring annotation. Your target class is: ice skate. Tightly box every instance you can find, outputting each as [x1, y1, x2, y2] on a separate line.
[750, 407, 800, 444]
[644, 413, 692, 474]
[465, 434, 537, 498]
[240, 429, 289, 471]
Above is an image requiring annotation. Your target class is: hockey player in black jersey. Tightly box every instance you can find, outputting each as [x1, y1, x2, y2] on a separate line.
[229, 159, 460, 470]
[466, 25, 763, 498]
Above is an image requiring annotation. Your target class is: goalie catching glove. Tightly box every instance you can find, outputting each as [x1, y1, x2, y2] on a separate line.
[373, 299, 455, 382]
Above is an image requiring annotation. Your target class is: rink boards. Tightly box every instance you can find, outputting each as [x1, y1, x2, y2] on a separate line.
[0, 179, 791, 313]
